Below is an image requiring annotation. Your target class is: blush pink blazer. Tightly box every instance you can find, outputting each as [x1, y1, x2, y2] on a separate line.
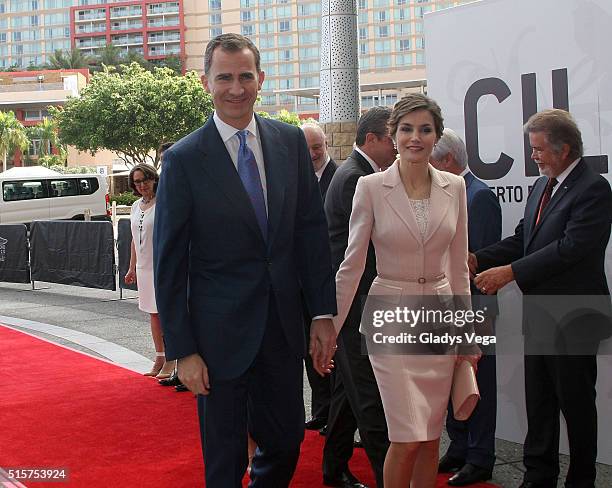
[333, 161, 470, 333]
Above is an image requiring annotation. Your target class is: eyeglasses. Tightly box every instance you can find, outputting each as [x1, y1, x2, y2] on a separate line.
[133, 178, 150, 186]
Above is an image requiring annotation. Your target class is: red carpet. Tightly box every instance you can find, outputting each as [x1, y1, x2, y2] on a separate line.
[0, 324, 497, 487]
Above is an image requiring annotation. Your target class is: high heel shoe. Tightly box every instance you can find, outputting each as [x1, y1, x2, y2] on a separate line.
[144, 352, 165, 376]
[155, 359, 177, 379]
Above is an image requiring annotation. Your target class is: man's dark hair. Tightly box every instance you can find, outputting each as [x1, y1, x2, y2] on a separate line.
[355, 106, 392, 146]
[204, 33, 261, 75]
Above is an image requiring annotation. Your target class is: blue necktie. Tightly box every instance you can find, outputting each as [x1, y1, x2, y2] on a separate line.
[236, 130, 268, 241]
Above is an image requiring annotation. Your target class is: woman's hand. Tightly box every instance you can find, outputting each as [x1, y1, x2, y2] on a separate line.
[456, 353, 481, 371]
[124, 268, 136, 285]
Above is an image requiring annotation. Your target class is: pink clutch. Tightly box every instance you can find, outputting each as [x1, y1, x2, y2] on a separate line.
[451, 360, 480, 421]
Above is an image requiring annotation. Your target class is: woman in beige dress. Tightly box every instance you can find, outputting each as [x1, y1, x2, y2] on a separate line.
[333, 94, 480, 487]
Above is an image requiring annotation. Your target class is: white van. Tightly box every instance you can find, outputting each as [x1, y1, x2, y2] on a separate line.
[0, 172, 110, 225]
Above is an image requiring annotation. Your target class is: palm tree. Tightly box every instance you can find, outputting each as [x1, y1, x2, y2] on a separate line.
[98, 43, 122, 68]
[0, 111, 30, 173]
[47, 49, 91, 69]
[26, 117, 61, 159]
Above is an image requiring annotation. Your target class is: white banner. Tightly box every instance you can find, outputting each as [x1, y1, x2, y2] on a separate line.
[426, 0, 612, 464]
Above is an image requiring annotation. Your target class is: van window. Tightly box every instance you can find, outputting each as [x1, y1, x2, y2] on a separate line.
[78, 177, 99, 195]
[50, 179, 79, 197]
[3, 180, 48, 201]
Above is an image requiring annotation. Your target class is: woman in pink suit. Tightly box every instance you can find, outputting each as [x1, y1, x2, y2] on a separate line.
[333, 93, 480, 487]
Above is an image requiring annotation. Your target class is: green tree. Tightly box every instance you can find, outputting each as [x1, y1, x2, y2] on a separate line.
[0, 111, 30, 173]
[26, 117, 68, 167]
[50, 63, 213, 169]
[47, 49, 91, 69]
[272, 109, 302, 127]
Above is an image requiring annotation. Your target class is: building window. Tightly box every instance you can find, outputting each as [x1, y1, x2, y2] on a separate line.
[241, 24, 255, 36]
[259, 22, 274, 34]
[397, 39, 410, 51]
[358, 0, 367, 8]
[299, 76, 318, 88]
[280, 49, 291, 61]
[276, 5, 291, 17]
[359, 27, 367, 40]
[259, 36, 274, 49]
[240, 10, 252, 22]
[278, 34, 292, 46]
[375, 55, 391, 68]
[395, 53, 412, 65]
[279, 20, 290, 32]
[358, 11, 368, 24]
[210, 13, 221, 25]
[416, 37, 425, 49]
[259, 7, 272, 20]
[377, 11, 387, 22]
[394, 7, 409, 20]
[416, 52, 425, 64]
[279, 63, 294, 75]
[279, 78, 293, 89]
[377, 25, 389, 37]
[360, 56, 370, 69]
[373, 0, 388, 6]
[359, 42, 368, 55]
[299, 32, 318, 45]
[240, 0, 254, 7]
[210, 27, 222, 37]
[374, 40, 390, 52]
[299, 46, 318, 58]
[209, 0, 221, 9]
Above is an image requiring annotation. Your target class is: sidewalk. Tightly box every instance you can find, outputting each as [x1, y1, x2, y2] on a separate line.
[1, 281, 610, 488]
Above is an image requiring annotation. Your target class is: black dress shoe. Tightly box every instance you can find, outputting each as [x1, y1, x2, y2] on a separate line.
[438, 454, 464, 473]
[323, 470, 369, 488]
[305, 417, 327, 430]
[447, 463, 493, 486]
[158, 370, 180, 386]
[175, 383, 189, 392]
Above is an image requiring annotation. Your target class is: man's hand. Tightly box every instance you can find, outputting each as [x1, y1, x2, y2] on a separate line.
[474, 265, 514, 295]
[177, 353, 210, 395]
[468, 253, 478, 278]
[309, 318, 337, 377]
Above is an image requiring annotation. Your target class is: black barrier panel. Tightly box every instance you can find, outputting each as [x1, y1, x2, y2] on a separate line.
[0, 224, 30, 283]
[117, 218, 137, 292]
[30, 220, 116, 291]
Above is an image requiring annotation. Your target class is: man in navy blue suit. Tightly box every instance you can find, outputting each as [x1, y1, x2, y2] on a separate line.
[431, 128, 501, 486]
[472, 109, 612, 488]
[153, 34, 337, 487]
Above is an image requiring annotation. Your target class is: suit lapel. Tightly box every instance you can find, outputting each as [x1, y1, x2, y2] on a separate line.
[257, 115, 287, 250]
[196, 117, 266, 247]
[382, 163, 421, 242]
[423, 166, 452, 244]
[526, 159, 586, 248]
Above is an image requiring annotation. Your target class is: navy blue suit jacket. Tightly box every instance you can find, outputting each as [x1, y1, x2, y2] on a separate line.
[464, 172, 502, 299]
[476, 160, 612, 341]
[153, 115, 336, 381]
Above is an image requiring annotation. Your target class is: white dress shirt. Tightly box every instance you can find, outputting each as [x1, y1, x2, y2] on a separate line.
[315, 155, 331, 181]
[354, 147, 381, 173]
[213, 112, 268, 213]
[552, 158, 580, 197]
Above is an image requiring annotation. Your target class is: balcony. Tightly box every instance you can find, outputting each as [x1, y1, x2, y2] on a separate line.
[147, 31, 180, 43]
[76, 36, 107, 49]
[110, 7, 142, 19]
[147, 3, 180, 16]
[146, 15, 179, 28]
[76, 21, 107, 34]
[110, 19, 143, 31]
[148, 43, 180, 57]
[111, 35, 144, 46]
[74, 10, 107, 23]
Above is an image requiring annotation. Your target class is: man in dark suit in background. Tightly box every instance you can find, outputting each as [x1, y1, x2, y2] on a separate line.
[430, 128, 502, 486]
[323, 106, 397, 488]
[472, 109, 612, 488]
[154, 34, 337, 487]
[303, 122, 338, 202]
[301, 122, 338, 432]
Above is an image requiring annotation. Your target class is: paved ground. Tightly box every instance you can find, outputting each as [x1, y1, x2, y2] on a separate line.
[1, 280, 610, 488]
